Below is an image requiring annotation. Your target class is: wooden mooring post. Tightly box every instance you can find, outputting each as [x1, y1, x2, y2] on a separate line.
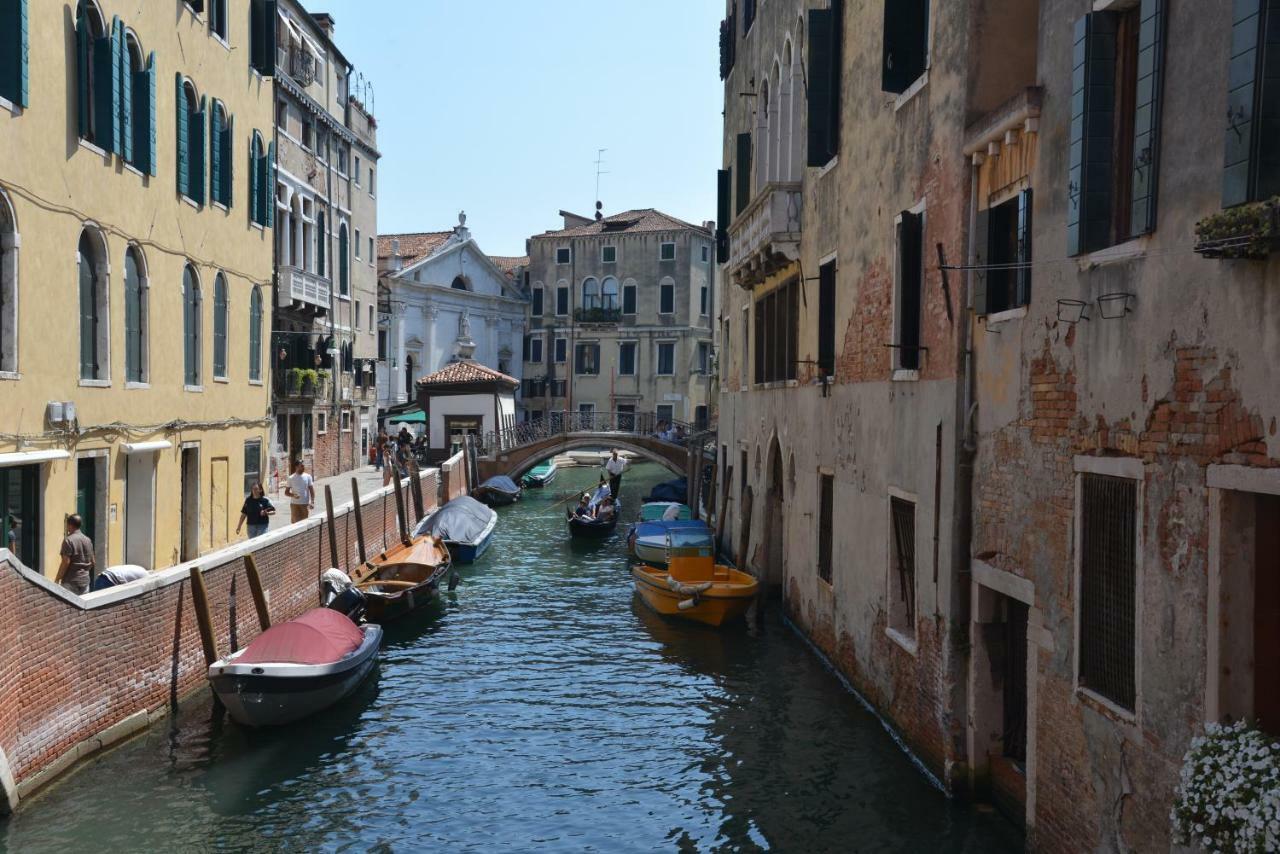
[391, 470, 410, 545]
[242, 554, 271, 631]
[409, 459, 426, 521]
[351, 477, 367, 566]
[188, 566, 220, 667]
[324, 485, 340, 569]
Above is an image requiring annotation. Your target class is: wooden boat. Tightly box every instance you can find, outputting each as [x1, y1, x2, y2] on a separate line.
[627, 519, 712, 568]
[352, 535, 452, 623]
[631, 529, 757, 627]
[522, 460, 558, 488]
[639, 501, 692, 522]
[414, 495, 498, 563]
[208, 608, 382, 727]
[567, 499, 622, 539]
[473, 475, 522, 507]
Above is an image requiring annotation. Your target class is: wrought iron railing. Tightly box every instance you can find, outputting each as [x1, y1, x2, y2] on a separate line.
[469, 410, 698, 457]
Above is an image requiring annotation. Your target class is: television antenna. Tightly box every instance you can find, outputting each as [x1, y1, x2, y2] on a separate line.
[594, 148, 609, 215]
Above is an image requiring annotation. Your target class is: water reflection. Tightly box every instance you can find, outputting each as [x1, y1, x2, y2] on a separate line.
[0, 463, 1019, 852]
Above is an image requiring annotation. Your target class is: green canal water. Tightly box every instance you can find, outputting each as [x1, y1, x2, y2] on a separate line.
[1, 463, 1021, 853]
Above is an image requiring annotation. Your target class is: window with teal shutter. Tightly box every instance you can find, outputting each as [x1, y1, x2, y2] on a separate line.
[92, 17, 121, 154]
[176, 76, 190, 197]
[140, 53, 156, 175]
[0, 0, 28, 108]
[124, 248, 144, 383]
[213, 274, 227, 379]
[75, 3, 95, 140]
[249, 133, 263, 224]
[264, 142, 275, 228]
[223, 114, 234, 207]
[191, 96, 207, 205]
[119, 31, 133, 164]
[209, 104, 222, 205]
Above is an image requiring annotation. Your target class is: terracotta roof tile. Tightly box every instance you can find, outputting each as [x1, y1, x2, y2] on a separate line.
[376, 231, 453, 269]
[489, 255, 529, 276]
[534, 208, 711, 239]
[416, 360, 519, 389]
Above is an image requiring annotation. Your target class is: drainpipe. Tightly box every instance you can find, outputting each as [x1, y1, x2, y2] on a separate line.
[949, 155, 981, 797]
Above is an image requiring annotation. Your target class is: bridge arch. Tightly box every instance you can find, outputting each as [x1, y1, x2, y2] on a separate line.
[476, 434, 689, 484]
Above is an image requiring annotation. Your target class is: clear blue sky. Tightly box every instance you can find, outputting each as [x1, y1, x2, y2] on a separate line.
[316, 1, 725, 257]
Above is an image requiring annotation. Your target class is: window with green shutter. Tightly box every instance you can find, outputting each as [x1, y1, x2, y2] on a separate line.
[1067, 5, 1166, 255]
[176, 76, 190, 197]
[264, 142, 275, 228]
[250, 132, 265, 224]
[806, 4, 841, 167]
[0, 0, 28, 108]
[119, 30, 134, 164]
[716, 168, 731, 262]
[881, 0, 929, 95]
[93, 17, 122, 154]
[1223, 0, 1280, 207]
[124, 247, 145, 383]
[249, 286, 263, 382]
[210, 102, 225, 205]
[213, 274, 227, 379]
[250, 0, 277, 76]
[191, 96, 207, 205]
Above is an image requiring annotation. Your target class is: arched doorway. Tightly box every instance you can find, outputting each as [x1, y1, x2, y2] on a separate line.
[762, 437, 785, 589]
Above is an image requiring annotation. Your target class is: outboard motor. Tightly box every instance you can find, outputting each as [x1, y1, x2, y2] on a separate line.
[321, 568, 366, 622]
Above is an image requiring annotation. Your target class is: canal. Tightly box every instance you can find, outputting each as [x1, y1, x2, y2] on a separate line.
[1, 462, 1021, 852]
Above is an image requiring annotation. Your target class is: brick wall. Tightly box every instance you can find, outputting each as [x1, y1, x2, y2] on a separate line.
[0, 469, 437, 811]
[440, 450, 467, 503]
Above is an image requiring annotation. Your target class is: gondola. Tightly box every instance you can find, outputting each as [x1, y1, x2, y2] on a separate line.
[567, 499, 622, 539]
[522, 460, 558, 488]
[414, 495, 498, 563]
[352, 535, 452, 623]
[473, 475, 523, 507]
[207, 605, 382, 727]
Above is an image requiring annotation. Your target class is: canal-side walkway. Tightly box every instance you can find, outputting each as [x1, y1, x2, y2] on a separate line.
[265, 463, 389, 532]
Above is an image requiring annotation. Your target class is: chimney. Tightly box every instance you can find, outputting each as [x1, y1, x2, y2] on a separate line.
[389, 238, 402, 272]
[311, 13, 336, 37]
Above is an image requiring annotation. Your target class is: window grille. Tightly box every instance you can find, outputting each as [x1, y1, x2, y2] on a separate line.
[1079, 473, 1137, 710]
[890, 496, 916, 625]
[818, 475, 834, 583]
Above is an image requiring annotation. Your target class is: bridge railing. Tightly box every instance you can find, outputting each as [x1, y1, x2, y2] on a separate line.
[472, 410, 698, 457]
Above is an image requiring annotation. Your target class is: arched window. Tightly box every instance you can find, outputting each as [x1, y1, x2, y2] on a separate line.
[0, 190, 17, 374]
[183, 265, 201, 386]
[177, 79, 206, 204]
[758, 76, 771, 188]
[124, 246, 147, 383]
[213, 273, 228, 379]
[338, 223, 349, 296]
[210, 100, 232, 207]
[315, 210, 327, 278]
[451, 275, 468, 291]
[249, 286, 263, 382]
[601, 276, 619, 311]
[75, 1, 108, 146]
[582, 277, 599, 310]
[78, 228, 108, 381]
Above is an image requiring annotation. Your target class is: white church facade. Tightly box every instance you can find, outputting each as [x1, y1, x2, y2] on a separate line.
[376, 215, 528, 425]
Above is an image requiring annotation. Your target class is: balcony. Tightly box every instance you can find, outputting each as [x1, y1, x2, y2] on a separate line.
[574, 306, 622, 324]
[727, 182, 802, 288]
[274, 368, 330, 402]
[278, 265, 331, 313]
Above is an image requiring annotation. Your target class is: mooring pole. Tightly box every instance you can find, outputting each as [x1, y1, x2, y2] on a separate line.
[242, 553, 271, 631]
[351, 477, 367, 566]
[189, 566, 219, 667]
[409, 459, 426, 521]
[324, 485, 340, 569]
[391, 469, 410, 545]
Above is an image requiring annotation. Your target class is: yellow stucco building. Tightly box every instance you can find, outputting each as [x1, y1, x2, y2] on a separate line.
[0, 0, 276, 580]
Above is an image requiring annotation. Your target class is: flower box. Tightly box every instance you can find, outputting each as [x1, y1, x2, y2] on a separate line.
[1194, 198, 1280, 260]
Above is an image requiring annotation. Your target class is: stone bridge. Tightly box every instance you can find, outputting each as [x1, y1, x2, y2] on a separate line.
[468, 411, 712, 496]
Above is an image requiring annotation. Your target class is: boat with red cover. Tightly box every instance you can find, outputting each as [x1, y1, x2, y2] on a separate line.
[208, 608, 382, 727]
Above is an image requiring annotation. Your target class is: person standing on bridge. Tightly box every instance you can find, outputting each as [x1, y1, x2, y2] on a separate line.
[604, 449, 628, 498]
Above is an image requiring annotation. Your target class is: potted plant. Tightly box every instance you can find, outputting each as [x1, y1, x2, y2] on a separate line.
[1194, 198, 1280, 260]
[1171, 720, 1279, 852]
[286, 367, 304, 395]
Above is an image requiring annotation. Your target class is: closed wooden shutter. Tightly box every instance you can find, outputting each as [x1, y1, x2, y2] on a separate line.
[79, 255, 96, 379]
[176, 75, 189, 196]
[224, 114, 234, 207]
[125, 261, 140, 382]
[806, 7, 834, 167]
[818, 260, 836, 377]
[882, 0, 928, 95]
[76, 10, 90, 138]
[897, 212, 923, 371]
[1016, 188, 1033, 308]
[250, 289, 262, 381]
[1067, 14, 1118, 255]
[93, 23, 120, 153]
[119, 22, 133, 164]
[0, 0, 30, 108]
[249, 137, 260, 223]
[209, 106, 222, 205]
[735, 133, 752, 216]
[716, 168, 731, 262]
[1256, 1, 1280, 199]
[214, 277, 227, 377]
[1129, 0, 1165, 235]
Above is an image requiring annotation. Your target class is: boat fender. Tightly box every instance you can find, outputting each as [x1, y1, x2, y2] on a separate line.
[665, 577, 713, 597]
[677, 597, 699, 611]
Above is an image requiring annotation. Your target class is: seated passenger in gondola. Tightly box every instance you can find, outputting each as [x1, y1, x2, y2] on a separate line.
[594, 497, 616, 522]
[568, 493, 592, 520]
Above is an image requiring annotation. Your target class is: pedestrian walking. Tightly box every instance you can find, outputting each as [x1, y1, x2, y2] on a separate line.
[236, 481, 276, 539]
[381, 438, 396, 487]
[55, 514, 94, 595]
[604, 448, 628, 497]
[284, 460, 315, 523]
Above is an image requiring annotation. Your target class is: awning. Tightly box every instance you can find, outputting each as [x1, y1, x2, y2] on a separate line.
[0, 450, 70, 468]
[388, 409, 426, 424]
[122, 441, 172, 454]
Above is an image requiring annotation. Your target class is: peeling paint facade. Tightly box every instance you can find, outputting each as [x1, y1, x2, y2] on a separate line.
[720, 0, 1280, 849]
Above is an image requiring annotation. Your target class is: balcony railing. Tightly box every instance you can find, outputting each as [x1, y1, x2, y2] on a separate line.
[727, 182, 803, 288]
[278, 265, 331, 312]
[574, 306, 622, 323]
[274, 368, 330, 401]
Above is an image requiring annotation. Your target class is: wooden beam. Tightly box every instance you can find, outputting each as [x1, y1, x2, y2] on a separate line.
[188, 566, 219, 667]
[242, 553, 271, 631]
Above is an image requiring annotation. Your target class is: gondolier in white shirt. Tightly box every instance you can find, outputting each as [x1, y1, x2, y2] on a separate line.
[604, 449, 628, 498]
